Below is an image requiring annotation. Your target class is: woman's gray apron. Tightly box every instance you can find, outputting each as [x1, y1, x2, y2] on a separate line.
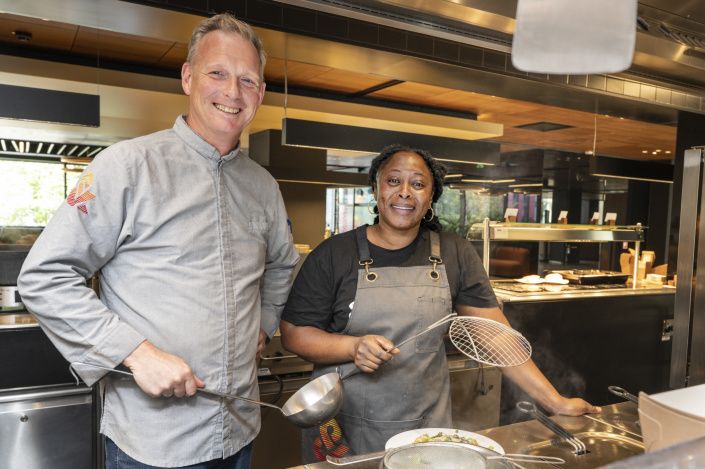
[303, 226, 454, 460]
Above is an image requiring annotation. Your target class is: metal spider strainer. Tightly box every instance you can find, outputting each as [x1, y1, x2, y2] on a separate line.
[449, 316, 532, 368]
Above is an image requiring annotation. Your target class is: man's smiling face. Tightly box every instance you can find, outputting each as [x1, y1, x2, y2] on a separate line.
[181, 30, 265, 155]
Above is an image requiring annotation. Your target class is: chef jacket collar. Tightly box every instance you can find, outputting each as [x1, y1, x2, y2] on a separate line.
[174, 115, 241, 163]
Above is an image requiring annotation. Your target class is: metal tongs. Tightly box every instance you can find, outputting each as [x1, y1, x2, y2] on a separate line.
[517, 401, 587, 455]
[608, 385, 638, 403]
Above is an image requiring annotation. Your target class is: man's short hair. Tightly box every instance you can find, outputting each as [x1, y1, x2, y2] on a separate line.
[187, 13, 266, 79]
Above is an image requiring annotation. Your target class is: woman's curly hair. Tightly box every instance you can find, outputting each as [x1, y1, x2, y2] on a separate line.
[368, 144, 447, 232]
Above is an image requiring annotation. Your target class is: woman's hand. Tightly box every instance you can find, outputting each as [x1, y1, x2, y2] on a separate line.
[549, 396, 602, 416]
[352, 335, 399, 373]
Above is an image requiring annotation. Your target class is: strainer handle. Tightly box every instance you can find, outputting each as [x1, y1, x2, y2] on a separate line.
[491, 454, 566, 464]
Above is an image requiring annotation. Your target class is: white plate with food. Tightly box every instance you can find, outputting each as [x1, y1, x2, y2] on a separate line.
[385, 428, 505, 454]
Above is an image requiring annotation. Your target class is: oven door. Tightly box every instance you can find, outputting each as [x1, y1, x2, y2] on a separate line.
[0, 386, 95, 469]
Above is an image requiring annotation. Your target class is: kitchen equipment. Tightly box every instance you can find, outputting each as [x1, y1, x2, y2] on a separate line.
[70, 362, 342, 428]
[324, 443, 563, 468]
[449, 316, 532, 367]
[0, 385, 94, 469]
[609, 386, 638, 404]
[294, 313, 527, 433]
[0, 286, 23, 311]
[378, 442, 565, 469]
[517, 401, 587, 455]
[69, 316, 459, 429]
[544, 270, 629, 285]
[638, 383, 705, 452]
[385, 427, 504, 454]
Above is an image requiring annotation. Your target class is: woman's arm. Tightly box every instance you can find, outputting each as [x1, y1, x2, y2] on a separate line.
[280, 320, 397, 373]
[455, 304, 601, 416]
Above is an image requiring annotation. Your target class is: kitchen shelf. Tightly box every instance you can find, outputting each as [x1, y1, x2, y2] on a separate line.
[467, 222, 646, 243]
[469, 219, 646, 288]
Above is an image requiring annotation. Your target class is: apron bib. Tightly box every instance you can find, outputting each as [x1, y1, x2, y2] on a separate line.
[303, 226, 453, 461]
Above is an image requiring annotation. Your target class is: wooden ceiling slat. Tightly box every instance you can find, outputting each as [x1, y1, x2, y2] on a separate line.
[72, 26, 174, 64]
[158, 43, 187, 68]
[0, 14, 77, 51]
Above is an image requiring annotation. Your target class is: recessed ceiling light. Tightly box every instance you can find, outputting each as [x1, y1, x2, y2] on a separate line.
[642, 150, 648, 154]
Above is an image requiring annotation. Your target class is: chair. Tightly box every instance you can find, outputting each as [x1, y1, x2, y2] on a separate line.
[490, 246, 531, 278]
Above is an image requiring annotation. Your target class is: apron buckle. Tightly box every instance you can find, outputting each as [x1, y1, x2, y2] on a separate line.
[359, 259, 378, 282]
[428, 256, 443, 281]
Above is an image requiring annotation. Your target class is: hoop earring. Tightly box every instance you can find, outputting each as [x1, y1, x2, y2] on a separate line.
[423, 207, 434, 222]
[368, 203, 377, 215]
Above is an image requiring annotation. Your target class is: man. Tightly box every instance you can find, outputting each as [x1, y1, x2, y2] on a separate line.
[18, 13, 299, 469]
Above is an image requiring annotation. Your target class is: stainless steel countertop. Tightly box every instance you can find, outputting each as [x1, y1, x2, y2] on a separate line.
[494, 285, 675, 303]
[479, 402, 643, 467]
[0, 312, 38, 329]
[287, 402, 642, 468]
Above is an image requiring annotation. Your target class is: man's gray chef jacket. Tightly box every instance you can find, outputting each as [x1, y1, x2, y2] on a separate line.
[18, 116, 300, 467]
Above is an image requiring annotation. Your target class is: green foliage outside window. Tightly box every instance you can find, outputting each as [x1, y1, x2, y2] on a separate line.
[0, 160, 80, 227]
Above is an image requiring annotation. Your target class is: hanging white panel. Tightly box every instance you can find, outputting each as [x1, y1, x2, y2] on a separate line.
[512, 0, 638, 74]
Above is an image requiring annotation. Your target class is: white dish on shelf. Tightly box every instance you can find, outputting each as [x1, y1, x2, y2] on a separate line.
[544, 273, 569, 285]
[385, 428, 505, 454]
[516, 275, 543, 284]
[516, 274, 569, 285]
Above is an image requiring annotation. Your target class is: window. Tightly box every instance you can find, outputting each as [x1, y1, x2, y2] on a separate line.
[325, 187, 375, 234]
[0, 159, 81, 226]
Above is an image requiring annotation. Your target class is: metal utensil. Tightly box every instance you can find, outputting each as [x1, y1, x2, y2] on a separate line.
[449, 317, 532, 367]
[338, 312, 459, 380]
[378, 442, 565, 469]
[516, 401, 587, 455]
[70, 361, 342, 428]
[324, 450, 386, 466]
[608, 385, 638, 403]
[68, 315, 458, 429]
[282, 312, 460, 424]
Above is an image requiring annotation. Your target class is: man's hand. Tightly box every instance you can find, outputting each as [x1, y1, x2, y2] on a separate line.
[123, 341, 204, 398]
[257, 328, 267, 358]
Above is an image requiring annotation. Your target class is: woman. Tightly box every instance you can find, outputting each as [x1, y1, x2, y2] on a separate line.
[280, 144, 600, 461]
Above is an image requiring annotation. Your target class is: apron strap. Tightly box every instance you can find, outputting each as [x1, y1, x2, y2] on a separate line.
[429, 230, 442, 262]
[428, 231, 443, 281]
[355, 225, 377, 282]
[355, 225, 371, 262]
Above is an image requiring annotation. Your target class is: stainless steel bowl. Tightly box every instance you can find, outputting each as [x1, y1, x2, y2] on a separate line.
[281, 372, 344, 427]
[381, 443, 489, 469]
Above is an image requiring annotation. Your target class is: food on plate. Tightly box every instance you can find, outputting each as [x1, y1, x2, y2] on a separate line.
[413, 431, 479, 446]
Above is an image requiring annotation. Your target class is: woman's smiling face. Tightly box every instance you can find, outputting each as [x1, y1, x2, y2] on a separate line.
[373, 151, 434, 233]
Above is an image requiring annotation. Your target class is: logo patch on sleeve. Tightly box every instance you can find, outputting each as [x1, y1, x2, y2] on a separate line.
[67, 171, 96, 214]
